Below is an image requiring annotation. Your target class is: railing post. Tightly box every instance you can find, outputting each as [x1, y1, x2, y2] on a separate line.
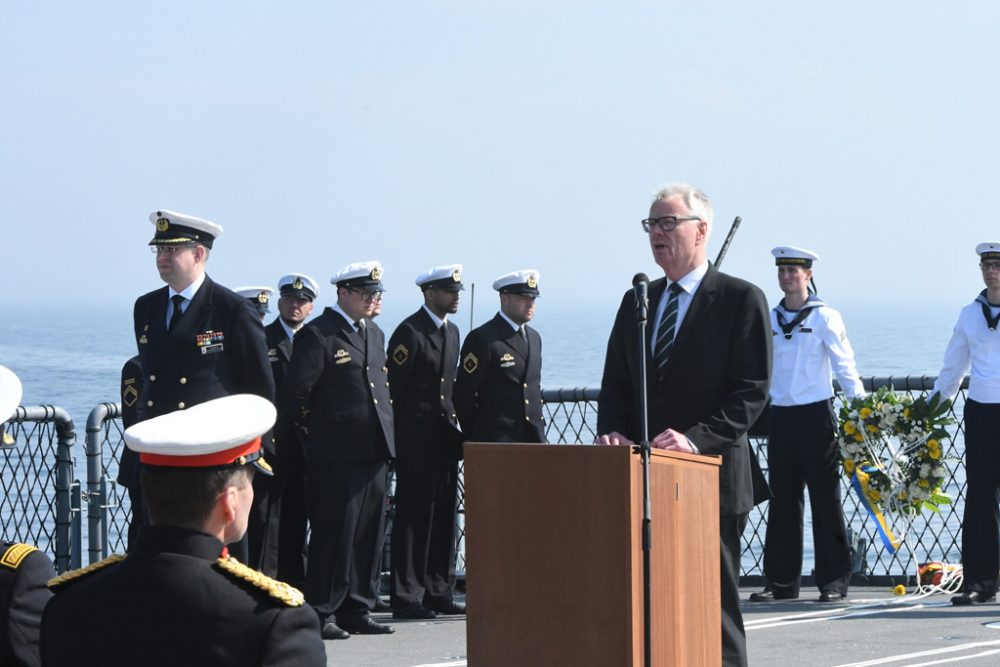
[85, 403, 120, 565]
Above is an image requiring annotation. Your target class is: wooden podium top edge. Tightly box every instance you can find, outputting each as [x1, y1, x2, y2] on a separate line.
[463, 442, 722, 467]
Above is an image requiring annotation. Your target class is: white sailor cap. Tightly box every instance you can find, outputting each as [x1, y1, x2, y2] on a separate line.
[331, 261, 385, 292]
[278, 273, 320, 301]
[124, 394, 275, 475]
[416, 264, 465, 292]
[0, 365, 22, 447]
[977, 242, 1000, 260]
[493, 269, 540, 297]
[771, 246, 819, 268]
[233, 286, 273, 314]
[148, 209, 224, 248]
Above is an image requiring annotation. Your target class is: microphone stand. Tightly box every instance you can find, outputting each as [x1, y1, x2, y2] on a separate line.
[632, 278, 653, 667]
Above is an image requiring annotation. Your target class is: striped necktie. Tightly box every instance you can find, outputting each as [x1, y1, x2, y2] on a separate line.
[653, 282, 684, 368]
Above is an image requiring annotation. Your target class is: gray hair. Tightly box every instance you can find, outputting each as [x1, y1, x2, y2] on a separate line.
[652, 183, 714, 226]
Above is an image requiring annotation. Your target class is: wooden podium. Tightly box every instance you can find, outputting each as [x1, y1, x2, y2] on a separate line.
[464, 444, 721, 667]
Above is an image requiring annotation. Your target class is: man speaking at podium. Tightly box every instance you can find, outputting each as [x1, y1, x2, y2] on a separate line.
[596, 183, 771, 667]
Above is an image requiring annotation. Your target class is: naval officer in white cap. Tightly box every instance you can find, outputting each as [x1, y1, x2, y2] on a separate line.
[266, 273, 319, 588]
[41, 395, 326, 666]
[279, 261, 396, 638]
[234, 286, 275, 322]
[935, 242, 1000, 605]
[387, 265, 467, 619]
[130, 210, 275, 565]
[0, 365, 56, 667]
[749, 246, 864, 604]
[454, 269, 546, 444]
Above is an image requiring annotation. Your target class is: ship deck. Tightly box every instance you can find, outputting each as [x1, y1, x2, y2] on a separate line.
[326, 589, 1000, 666]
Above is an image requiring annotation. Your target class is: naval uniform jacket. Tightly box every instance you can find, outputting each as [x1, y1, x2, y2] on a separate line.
[453, 313, 546, 444]
[132, 275, 275, 424]
[115, 356, 144, 492]
[264, 319, 294, 392]
[280, 307, 395, 462]
[40, 527, 325, 667]
[597, 266, 771, 516]
[0, 542, 53, 667]
[388, 308, 464, 460]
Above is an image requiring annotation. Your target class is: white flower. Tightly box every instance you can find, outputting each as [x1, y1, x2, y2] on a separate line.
[919, 463, 931, 478]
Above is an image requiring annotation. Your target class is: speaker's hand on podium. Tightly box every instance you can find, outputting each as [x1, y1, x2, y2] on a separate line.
[651, 428, 697, 453]
[595, 432, 634, 446]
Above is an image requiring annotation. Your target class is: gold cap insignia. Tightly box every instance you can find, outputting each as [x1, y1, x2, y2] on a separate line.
[526, 275, 538, 289]
[156, 217, 170, 232]
[463, 353, 479, 374]
[393, 344, 409, 366]
[292, 277, 303, 290]
[452, 270, 462, 282]
[238, 455, 247, 466]
[500, 352, 514, 362]
[370, 267, 382, 281]
[257, 291, 269, 304]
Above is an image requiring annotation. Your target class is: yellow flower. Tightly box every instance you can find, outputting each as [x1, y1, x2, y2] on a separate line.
[854, 432, 864, 442]
[929, 448, 941, 460]
[844, 421, 857, 435]
[869, 489, 882, 502]
[893, 584, 906, 596]
[918, 479, 929, 488]
[897, 491, 908, 500]
[866, 424, 879, 433]
[844, 459, 855, 474]
[903, 408, 911, 419]
[928, 439, 939, 449]
[860, 407, 873, 420]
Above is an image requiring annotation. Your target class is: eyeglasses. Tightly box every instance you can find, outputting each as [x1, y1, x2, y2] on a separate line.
[640, 216, 701, 233]
[150, 244, 196, 255]
[348, 288, 382, 302]
[981, 261, 1000, 273]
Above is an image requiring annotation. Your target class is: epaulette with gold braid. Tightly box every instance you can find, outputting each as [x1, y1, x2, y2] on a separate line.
[214, 556, 304, 607]
[1, 543, 38, 570]
[47, 554, 126, 590]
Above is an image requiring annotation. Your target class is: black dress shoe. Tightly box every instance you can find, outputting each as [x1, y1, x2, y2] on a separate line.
[952, 591, 996, 606]
[338, 616, 396, 634]
[320, 621, 350, 640]
[748, 588, 797, 602]
[818, 590, 846, 603]
[392, 605, 437, 620]
[426, 600, 466, 615]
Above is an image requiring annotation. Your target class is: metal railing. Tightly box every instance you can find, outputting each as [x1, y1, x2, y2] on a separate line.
[2, 406, 78, 572]
[7, 375, 969, 583]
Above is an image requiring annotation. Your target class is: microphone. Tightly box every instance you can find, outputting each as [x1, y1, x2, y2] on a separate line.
[633, 273, 649, 323]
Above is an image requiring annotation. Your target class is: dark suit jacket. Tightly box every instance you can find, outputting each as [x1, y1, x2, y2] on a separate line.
[598, 266, 771, 516]
[132, 275, 275, 424]
[116, 356, 143, 490]
[454, 313, 546, 443]
[279, 308, 395, 463]
[387, 308, 464, 461]
[264, 319, 293, 391]
[0, 542, 53, 667]
[40, 527, 325, 667]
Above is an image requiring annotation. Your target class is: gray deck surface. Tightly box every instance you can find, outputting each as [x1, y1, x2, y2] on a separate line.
[322, 589, 1000, 666]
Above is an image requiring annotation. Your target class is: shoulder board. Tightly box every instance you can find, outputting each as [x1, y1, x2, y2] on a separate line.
[1, 543, 38, 570]
[214, 556, 304, 607]
[48, 554, 125, 590]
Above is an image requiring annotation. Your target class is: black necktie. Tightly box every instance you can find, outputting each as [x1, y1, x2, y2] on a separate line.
[354, 320, 367, 341]
[519, 325, 527, 342]
[168, 295, 186, 332]
[653, 283, 684, 368]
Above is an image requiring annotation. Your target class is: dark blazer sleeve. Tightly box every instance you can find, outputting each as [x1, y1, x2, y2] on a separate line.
[597, 292, 635, 439]
[260, 605, 326, 666]
[278, 324, 327, 430]
[8, 549, 54, 667]
[387, 323, 418, 406]
[453, 329, 490, 436]
[683, 281, 771, 455]
[229, 297, 276, 403]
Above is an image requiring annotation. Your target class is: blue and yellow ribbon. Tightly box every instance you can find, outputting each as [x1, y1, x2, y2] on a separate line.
[851, 465, 900, 554]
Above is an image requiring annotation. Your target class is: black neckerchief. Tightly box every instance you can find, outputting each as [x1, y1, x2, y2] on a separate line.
[774, 296, 825, 340]
[976, 290, 1000, 331]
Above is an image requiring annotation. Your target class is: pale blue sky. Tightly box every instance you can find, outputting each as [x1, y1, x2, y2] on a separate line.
[4, 1, 999, 313]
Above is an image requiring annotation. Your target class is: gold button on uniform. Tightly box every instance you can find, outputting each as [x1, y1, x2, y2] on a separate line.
[147, 400, 154, 407]
[179, 377, 187, 384]
[178, 402, 186, 409]
[149, 375, 156, 382]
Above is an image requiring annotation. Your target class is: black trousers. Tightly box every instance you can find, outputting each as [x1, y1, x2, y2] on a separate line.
[961, 399, 1000, 594]
[763, 400, 851, 595]
[389, 459, 460, 609]
[721, 513, 749, 667]
[305, 458, 389, 619]
[276, 463, 309, 588]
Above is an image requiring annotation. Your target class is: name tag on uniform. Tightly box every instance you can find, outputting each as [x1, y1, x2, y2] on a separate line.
[334, 349, 352, 365]
[500, 352, 515, 368]
[197, 330, 225, 355]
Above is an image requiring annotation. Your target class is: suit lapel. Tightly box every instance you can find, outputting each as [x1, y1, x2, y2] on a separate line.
[417, 309, 443, 352]
[329, 310, 366, 355]
[277, 334, 293, 362]
[166, 276, 215, 356]
[495, 314, 529, 359]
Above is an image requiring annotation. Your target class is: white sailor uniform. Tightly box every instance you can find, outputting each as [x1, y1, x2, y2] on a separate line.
[933, 290, 1000, 596]
[763, 296, 864, 597]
